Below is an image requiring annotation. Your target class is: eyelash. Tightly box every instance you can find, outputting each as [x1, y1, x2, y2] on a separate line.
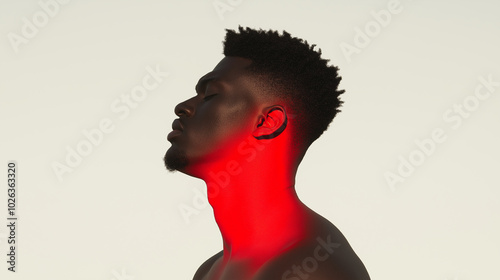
[203, 94, 217, 101]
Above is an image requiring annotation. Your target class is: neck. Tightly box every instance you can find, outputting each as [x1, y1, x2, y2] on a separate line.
[200, 144, 310, 265]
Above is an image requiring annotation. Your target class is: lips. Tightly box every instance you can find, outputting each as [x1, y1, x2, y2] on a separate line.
[168, 119, 184, 141]
[172, 119, 183, 132]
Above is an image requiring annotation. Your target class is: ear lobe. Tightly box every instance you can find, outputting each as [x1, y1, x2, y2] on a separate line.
[252, 106, 288, 140]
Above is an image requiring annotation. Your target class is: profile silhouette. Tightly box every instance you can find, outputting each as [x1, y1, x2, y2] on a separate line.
[164, 26, 370, 280]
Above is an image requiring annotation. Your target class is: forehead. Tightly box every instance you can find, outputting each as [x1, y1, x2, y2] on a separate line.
[195, 56, 253, 93]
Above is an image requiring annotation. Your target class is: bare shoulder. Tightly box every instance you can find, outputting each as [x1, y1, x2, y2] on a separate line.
[256, 213, 371, 280]
[191, 213, 370, 280]
[192, 250, 223, 280]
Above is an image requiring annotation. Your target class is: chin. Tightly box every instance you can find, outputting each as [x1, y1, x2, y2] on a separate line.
[164, 146, 189, 172]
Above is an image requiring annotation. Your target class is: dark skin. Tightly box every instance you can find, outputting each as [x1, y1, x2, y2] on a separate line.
[165, 57, 370, 280]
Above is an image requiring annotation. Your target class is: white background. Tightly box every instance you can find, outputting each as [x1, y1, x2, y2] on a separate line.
[1, 0, 499, 279]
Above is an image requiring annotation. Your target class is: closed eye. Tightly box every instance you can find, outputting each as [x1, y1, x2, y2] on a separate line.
[203, 94, 217, 101]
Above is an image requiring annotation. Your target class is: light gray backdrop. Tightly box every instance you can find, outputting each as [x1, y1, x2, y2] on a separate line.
[1, 0, 499, 279]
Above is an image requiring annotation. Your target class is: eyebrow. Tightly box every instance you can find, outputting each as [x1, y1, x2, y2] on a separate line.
[195, 76, 219, 94]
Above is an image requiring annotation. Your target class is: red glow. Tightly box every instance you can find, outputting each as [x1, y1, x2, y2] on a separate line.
[167, 57, 370, 279]
[184, 114, 321, 278]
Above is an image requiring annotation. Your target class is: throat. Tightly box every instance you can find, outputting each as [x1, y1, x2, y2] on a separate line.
[210, 184, 310, 262]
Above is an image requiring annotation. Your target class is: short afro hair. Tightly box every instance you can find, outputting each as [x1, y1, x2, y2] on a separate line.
[223, 26, 344, 145]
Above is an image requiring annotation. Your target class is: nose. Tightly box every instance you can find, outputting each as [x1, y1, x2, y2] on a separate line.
[174, 96, 196, 117]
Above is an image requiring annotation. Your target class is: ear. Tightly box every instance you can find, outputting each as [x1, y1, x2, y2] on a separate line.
[252, 106, 288, 140]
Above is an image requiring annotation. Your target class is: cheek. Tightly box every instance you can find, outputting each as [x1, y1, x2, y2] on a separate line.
[216, 99, 256, 138]
[189, 102, 255, 157]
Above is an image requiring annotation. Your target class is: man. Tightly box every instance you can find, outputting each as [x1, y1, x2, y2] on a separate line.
[164, 26, 370, 280]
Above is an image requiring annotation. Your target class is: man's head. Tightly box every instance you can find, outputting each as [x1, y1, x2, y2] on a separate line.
[223, 26, 345, 145]
[164, 27, 344, 176]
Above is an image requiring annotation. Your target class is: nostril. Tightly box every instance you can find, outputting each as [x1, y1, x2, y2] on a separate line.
[174, 103, 186, 117]
[175, 108, 184, 117]
[175, 107, 190, 117]
[174, 99, 194, 117]
[174, 95, 198, 117]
